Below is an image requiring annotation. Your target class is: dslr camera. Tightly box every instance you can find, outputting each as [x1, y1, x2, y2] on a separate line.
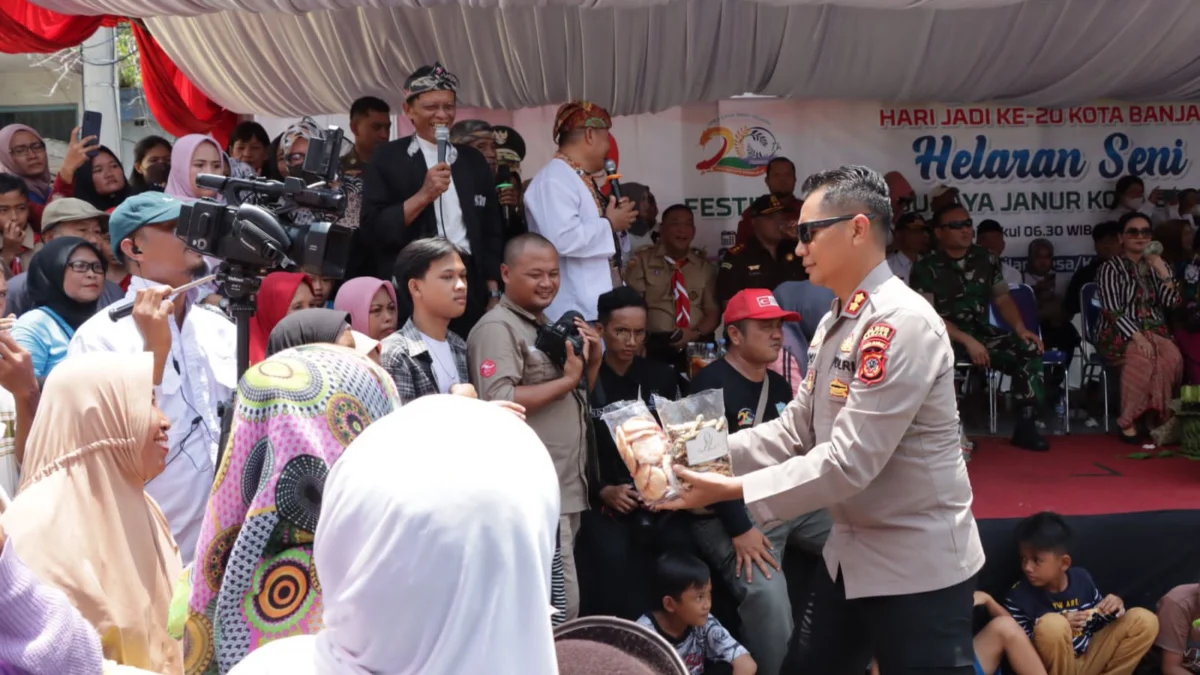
[534, 310, 587, 369]
[175, 125, 354, 278]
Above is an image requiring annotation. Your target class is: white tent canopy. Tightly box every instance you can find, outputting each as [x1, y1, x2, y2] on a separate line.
[28, 0, 1200, 116]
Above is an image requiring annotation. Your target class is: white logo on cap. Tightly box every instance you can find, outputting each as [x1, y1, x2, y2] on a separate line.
[756, 296, 778, 308]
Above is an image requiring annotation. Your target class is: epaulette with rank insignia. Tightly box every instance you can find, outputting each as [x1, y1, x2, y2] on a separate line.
[726, 243, 745, 256]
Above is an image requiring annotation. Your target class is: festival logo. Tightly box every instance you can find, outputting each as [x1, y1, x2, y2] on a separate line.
[696, 114, 781, 177]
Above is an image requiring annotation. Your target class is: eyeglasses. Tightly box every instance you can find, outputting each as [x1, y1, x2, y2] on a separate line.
[66, 261, 104, 274]
[9, 141, 46, 158]
[938, 218, 974, 230]
[1123, 228, 1153, 238]
[284, 152, 306, 166]
[786, 213, 874, 244]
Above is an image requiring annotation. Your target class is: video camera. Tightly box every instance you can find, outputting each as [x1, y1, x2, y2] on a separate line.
[175, 125, 354, 279]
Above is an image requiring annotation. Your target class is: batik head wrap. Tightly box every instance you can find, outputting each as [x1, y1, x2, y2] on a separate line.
[552, 101, 612, 142]
[403, 62, 459, 103]
[183, 344, 401, 675]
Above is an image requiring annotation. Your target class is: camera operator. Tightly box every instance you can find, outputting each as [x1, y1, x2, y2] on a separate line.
[467, 233, 602, 621]
[67, 193, 237, 565]
[358, 63, 503, 335]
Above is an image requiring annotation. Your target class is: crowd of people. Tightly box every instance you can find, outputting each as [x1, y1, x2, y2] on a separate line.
[0, 58, 1197, 675]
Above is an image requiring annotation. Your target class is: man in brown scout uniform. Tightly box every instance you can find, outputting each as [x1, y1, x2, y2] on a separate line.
[625, 204, 719, 372]
[717, 194, 807, 309]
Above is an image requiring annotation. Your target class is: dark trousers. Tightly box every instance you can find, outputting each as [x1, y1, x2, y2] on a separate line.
[784, 569, 976, 675]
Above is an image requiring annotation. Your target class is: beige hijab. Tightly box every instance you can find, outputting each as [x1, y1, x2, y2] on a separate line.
[0, 352, 183, 674]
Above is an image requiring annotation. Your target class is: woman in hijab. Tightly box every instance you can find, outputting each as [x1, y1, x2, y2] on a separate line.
[273, 119, 361, 229]
[266, 308, 355, 357]
[184, 344, 401, 675]
[248, 272, 316, 364]
[165, 136, 227, 203]
[72, 146, 133, 213]
[11, 237, 107, 378]
[227, 394, 561, 675]
[0, 125, 54, 208]
[333, 277, 397, 341]
[0, 352, 182, 674]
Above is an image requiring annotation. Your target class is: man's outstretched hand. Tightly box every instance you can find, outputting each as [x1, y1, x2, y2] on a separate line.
[653, 466, 744, 511]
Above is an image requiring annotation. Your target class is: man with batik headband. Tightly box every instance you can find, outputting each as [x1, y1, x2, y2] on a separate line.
[452, 119, 526, 243]
[358, 62, 503, 336]
[525, 101, 637, 321]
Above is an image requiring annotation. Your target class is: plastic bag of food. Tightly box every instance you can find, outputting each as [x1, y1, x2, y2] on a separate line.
[652, 389, 732, 486]
[599, 400, 679, 504]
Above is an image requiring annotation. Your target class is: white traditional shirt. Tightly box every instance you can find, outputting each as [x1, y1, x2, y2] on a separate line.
[886, 251, 918, 285]
[524, 158, 618, 321]
[414, 136, 471, 254]
[68, 276, 237, 564]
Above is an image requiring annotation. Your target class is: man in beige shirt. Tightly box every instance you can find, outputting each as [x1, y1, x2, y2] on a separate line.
[625, 204, 719, 371]
[468, 232, 601, 621]
[662, 165, 984, 675]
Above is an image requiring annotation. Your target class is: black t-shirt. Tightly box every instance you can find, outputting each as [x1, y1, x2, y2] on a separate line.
[589, 356, 680, 493]
[691, 358, 794, 433]
[689, 357, 795, 538]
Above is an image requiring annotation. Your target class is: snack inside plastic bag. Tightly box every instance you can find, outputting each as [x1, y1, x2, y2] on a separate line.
[599, 399, 680, 504]
[652, 389, 732, 487]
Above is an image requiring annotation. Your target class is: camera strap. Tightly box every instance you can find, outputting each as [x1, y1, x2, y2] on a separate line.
[752, 377, 770, 428]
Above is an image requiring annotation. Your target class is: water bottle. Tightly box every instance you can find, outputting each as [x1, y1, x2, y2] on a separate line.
[717, 339, 728, 357]
[1054, 394, 1066, 433]
[705, 342, 717, 362]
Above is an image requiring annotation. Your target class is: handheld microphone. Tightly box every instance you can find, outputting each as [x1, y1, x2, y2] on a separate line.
[496, 165, 513, 226]
[435, 126, 449, 165]
[604, 158, 623, 202]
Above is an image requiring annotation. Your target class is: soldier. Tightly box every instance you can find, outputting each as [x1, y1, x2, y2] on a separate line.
[716, 194, 807, 309]
[660, 165, 983, 675]
[624, 204, 719, 373]
[909, 205, 1049, 451]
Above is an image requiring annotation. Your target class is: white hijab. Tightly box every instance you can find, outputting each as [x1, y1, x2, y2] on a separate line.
[229, 394, 562, 675]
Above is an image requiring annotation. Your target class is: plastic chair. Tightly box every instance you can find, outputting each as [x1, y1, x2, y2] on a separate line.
[993, 284, 1070, 433]
[1078, 282, 1110, 431]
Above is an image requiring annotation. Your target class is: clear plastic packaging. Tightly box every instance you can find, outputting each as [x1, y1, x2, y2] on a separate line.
[652, 389, 732, 487]
[599, 400, 679, 504]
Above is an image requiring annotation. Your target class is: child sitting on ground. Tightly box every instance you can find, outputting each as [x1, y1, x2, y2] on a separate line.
[637, 554, 757, 675]
[1004, 512, 1157, 675]
[1151, 582, 1200, 674]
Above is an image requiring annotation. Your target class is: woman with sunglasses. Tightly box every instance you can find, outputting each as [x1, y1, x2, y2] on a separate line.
[1096, 211, 1183, 443]
[11, 237, 107, 379]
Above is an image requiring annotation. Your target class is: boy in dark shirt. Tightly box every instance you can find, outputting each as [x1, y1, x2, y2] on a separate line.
[688, 288, 830, 675]
[638, 554, 757, 675]
[1004, 512, 1157, 675]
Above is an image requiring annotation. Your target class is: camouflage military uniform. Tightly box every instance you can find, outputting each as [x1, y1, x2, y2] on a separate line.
[910, 244, 1044, 405]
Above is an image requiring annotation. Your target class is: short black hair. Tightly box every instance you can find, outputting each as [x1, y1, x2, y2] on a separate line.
[931, 203, 970, 228]
[767, 157, 795, 174]
[976, 219, 1004, 237]
[1092, 221, 1120, 242]
[1014, 511, 1072, 555]
[654, 553, 710, 603]
[0, 174, 29, 198]
[799, 165, 892, 235]
[1117, 210, 1152, 233]
[597, 286, 647, 324]
[1114, 175, 1144, 198]
[351, 96, 391, 119]
[503, 232, 556, 266]
[393, 236, 463, 289]
[660, 203, 693, 223]
[228, 121, 269, 149]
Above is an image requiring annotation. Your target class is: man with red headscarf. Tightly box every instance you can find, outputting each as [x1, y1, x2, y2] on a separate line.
[524, 101, 637, 321]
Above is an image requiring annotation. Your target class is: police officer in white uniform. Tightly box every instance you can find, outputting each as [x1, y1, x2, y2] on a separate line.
[69, 193, 237, 565]
[661, 166, 984, 675]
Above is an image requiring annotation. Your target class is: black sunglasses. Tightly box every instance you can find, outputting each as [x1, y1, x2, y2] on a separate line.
[787, 214, 875, 243]
[938, 218, 974, 230]
[1123, 227, 1153, 238]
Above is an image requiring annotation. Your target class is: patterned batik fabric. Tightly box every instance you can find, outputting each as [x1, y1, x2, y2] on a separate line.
[183, 344, 401, 675]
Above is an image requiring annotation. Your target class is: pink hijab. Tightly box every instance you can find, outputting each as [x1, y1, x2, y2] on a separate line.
[334, 277, 396, 335]
[0, 124, 53, 200]
[164, 134, 227, 202]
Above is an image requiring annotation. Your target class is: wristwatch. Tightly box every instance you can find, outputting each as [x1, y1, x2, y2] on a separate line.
[489, 290, 502, 299]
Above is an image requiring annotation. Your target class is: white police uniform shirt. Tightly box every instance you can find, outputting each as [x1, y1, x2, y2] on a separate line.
[524, 158, 618, 321]
[68, 276, 237, 565]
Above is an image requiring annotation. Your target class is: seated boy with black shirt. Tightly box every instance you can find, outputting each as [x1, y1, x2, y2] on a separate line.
[638, 553, 757, 675]
[687, 288, 830, 675]
[1004, 512, 1157, 675]
[576, 286, 693, 619]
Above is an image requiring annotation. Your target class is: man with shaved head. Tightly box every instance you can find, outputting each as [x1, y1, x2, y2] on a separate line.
[468, 232, 602, 622]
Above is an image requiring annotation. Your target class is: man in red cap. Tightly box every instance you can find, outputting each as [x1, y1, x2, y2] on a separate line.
[688, 287, 830, 675]
[524, 100, 637, 322]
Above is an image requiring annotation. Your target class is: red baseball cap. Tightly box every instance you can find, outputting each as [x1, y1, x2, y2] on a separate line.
[723, 289, 801, 324]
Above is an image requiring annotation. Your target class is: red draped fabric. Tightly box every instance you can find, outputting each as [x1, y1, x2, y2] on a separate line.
[0, 0, 238, 145]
